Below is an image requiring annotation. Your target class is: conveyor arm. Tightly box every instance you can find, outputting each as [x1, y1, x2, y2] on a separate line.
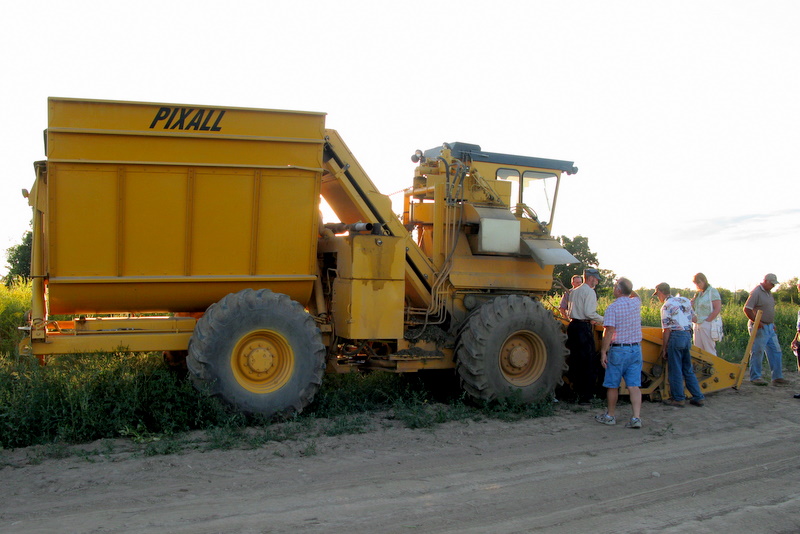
[321, 130, 434, 308]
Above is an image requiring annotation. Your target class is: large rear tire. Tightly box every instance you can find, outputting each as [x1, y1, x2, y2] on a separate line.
[456, 295, 567, 403]
[187, 289, 325, 417]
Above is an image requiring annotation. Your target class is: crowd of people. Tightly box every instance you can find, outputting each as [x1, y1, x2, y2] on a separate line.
[559, 269, 800, 429]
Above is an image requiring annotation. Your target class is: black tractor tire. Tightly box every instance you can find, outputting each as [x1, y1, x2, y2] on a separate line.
[456, 295, 567, 404]
[187, 288, 326, 418]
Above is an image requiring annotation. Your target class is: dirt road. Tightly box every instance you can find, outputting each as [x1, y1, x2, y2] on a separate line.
[3, 378, 800, 534]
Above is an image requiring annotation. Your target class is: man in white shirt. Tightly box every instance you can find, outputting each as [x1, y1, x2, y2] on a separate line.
[565, 268, 604, 404]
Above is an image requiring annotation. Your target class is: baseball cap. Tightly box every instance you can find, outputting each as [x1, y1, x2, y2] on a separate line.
[583, 268, 601, 280]
[764, 273, 779, 285]
[654, 282, 671, 295]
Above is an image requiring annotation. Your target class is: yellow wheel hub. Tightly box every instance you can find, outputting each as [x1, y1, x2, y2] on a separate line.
[231, 330, 294, 393]
[499, 330, 546, 386]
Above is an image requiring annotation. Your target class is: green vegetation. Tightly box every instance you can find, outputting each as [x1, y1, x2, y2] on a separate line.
[553, 235, 599, 289]
[715, 300, 798, 367]
[553, 235, 616, 294]
[0, 351, 236, 449]
[0, 308, 553, 451]
[0, 280, 30, 355]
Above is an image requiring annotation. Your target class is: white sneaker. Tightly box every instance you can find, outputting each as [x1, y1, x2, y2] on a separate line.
[625, 417, 642, 429]
[594, 413, 616, 425]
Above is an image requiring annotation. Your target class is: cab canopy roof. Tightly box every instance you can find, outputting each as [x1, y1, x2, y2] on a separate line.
[424, 142, 578, 175]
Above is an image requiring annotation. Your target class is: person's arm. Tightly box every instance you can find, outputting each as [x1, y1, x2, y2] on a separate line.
[585, 292, 604, 325]
[743, 290, 758, 324]
[660, 303, 669, 359]
[706, 299, 721, 322]
[559, 293, 570, 320]
[600, 325, 615, 368]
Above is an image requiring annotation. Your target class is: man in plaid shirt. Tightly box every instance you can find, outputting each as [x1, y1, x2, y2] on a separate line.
[595, 277, 643, 428]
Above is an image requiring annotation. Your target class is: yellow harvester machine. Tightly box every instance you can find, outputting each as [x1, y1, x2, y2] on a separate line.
[19, 98, 749, 416]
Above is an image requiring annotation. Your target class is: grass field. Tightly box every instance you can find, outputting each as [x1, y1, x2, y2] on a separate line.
[1, 282, 797, 452]
[0, 281, 30, 356]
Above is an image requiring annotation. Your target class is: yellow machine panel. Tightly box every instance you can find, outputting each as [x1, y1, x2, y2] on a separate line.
[331, 279, 405, 339]
[322, 234, 405, 339]
[47, 97, 326, 160]
[37, 98, 326, 313]
[320, 234, 406, 280]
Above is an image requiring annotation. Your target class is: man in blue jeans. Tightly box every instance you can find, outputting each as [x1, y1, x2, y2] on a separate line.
[655, 282, 705, 407]
[744, 273, 787, 386]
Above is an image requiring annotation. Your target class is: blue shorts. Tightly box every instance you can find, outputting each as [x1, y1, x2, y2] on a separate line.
[603, 344, 643, 388]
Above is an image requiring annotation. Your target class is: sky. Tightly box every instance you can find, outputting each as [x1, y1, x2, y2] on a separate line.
[1, 0, 798, 293]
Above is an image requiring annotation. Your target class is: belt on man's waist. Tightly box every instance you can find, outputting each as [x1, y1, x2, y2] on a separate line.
[570, 319, 592, 323]
[611, 343, 639, 347]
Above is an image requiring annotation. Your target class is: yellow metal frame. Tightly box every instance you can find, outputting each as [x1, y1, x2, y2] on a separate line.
[20, 316, 196, 356]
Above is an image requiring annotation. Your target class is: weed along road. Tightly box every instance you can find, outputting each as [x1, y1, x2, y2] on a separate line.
[3, 379, 800, 533]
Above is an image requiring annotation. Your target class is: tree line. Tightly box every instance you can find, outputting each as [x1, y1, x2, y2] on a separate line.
[4, 230, 31, 287]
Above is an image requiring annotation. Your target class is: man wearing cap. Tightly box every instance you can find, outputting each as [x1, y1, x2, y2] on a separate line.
[744, 273, 787, 386]
[566, 268, 604, 404]
[655, 282, 705, 407]
[595, 277, 643, 428]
